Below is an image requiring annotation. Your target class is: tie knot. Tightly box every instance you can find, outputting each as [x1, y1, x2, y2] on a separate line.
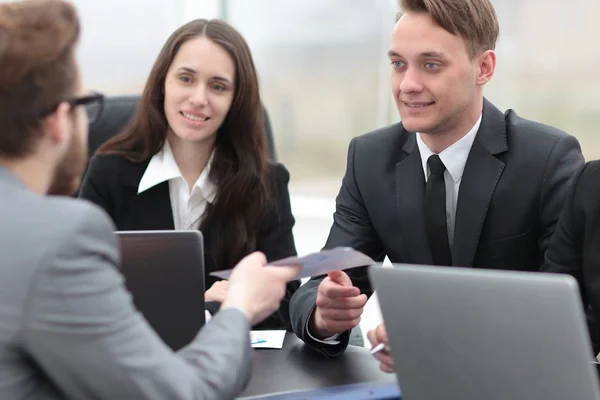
[427, 155, 446, 175]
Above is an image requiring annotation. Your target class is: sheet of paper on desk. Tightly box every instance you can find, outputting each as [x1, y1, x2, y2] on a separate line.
[250, 330, 286, 349]
[210, 247, 375, 280]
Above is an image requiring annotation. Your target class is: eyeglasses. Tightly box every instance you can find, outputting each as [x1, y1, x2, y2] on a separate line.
[40, 91, 105, 124]
[67, 91, 105, 124]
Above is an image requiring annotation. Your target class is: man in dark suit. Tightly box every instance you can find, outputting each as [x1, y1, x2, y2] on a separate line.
[289, 0, 585, 371]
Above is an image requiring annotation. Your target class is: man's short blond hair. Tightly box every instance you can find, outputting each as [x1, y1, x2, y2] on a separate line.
[397, 0, 499, 59]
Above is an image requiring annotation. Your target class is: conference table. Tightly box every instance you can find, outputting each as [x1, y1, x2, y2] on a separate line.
[238, 332, 399, 399]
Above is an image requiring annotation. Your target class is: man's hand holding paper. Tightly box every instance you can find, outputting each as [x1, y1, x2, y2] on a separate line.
[308, 270, 368, 339]
[210, 247, 375, 280]
[211, 247, 374, 341]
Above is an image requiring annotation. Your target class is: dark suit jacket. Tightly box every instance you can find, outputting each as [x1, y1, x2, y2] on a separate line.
[79, 154, 299, 331]
[290, 99, 585, 356]
[543, 161, 600, 353]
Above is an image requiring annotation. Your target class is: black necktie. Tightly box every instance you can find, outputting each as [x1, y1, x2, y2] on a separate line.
[425, 155, 452, 266]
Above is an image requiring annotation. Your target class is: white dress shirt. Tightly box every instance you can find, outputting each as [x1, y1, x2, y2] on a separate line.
[137, 140, 217, 231]
[308, 115, 482, 345]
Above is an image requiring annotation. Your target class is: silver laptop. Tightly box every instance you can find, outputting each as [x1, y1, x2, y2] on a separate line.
[369, 264, 600, 400]
[117, 230, 205, 351]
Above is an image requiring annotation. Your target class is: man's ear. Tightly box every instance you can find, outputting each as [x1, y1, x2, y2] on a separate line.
[476, 50, 496, 86]
[42, 102, 71, 146]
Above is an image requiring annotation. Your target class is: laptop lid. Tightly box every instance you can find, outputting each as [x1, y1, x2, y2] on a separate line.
[369, 264, 600, 400]
[117, 230, 205, 351]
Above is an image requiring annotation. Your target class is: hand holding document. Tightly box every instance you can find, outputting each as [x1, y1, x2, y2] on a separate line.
[210, 247, 375, 281]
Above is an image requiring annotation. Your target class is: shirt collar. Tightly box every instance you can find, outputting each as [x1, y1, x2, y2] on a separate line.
[137, 140, 217, 203]
[416, 114, 482, 183]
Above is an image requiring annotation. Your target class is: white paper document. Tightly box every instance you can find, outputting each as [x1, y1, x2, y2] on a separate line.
[250, 330, 286, 349]
[210, 247, 375, 280]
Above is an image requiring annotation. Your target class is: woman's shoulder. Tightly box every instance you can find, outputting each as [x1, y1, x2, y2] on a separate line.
[267, 162, 290, 184]
[88, 153, 147, 173]
[85, 153, 150, 187]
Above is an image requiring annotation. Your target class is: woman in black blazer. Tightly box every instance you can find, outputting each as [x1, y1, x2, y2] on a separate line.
[543, 161, 600, 352]
[79, 19, 299, 331]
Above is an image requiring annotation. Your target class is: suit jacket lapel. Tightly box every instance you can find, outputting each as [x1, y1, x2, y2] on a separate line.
[129, 183, 175, 230]
[452, 99, 508, 266]
[395, 133, 433, 264]
[120, 160, 175, 230]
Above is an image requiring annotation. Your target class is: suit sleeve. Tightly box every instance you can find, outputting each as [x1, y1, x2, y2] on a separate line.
[289, 138, 385, 356]
[254, 163, 300, 331]
[23, 203, 253, 400]
[78, 155, 116, 220]
[538, 134, 584, 267]
[543, 162, 600, 353]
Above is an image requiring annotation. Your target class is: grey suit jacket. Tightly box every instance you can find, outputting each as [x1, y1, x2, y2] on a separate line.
[0, 167, 252, 400]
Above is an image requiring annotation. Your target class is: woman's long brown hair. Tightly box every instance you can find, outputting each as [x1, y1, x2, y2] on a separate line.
[97, 19, 272, 269]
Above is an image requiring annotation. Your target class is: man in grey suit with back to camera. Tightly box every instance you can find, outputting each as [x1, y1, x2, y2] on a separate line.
[289, 0, 586, 372]
[0, 1, 298, 399]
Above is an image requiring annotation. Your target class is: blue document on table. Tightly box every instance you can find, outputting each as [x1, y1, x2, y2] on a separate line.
[239, 381, 401, 399]
[210, 247, 375, 280]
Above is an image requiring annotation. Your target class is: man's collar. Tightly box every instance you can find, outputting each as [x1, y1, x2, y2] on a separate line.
[416, 114, 482, 183]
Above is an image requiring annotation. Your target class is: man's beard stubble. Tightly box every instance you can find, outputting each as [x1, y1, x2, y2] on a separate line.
[47, 125, 87, 196]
